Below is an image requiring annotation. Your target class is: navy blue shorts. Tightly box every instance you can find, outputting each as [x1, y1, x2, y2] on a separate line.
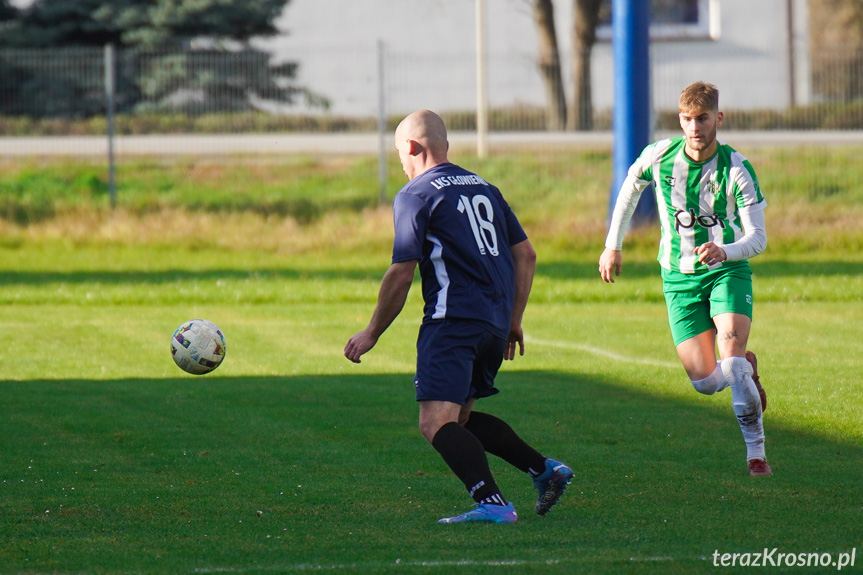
[414, 319, 505, 405]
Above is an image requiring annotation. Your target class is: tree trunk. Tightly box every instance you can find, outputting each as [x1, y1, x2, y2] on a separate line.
[533, 0, 567, 131]
[570, 0, 602, 131]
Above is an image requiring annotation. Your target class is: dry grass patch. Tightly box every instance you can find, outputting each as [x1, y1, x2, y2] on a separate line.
[0, 205, 396, 256]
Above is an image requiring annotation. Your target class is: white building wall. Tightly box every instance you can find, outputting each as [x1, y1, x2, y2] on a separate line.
[587, 0, 811, 112]
[259, 0, 809, 117]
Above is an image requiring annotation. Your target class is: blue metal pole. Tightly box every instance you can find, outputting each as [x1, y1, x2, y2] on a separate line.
[610, 0, 656, 225]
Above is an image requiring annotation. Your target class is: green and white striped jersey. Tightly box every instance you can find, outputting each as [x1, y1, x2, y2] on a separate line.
[607, 136, 767, 274]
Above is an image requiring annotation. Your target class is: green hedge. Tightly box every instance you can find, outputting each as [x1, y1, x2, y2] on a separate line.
[0, 112, 378, 136]
[2, 102, 863, 136]
[654, 101, 863, 131]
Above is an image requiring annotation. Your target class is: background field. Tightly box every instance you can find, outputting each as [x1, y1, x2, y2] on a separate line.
[1, 149, 862, 574]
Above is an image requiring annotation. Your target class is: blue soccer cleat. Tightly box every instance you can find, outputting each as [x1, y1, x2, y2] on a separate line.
[437, 502, 518, 524]
[533, 459, 574, 515]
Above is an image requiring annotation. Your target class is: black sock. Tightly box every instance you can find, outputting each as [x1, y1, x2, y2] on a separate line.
[431, 422, 505, 504]
[480, 493, 508, 506]
[464, 411, 548, 477]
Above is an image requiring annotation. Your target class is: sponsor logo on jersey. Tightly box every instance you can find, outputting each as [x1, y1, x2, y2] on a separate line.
[674, 208, 726, 233]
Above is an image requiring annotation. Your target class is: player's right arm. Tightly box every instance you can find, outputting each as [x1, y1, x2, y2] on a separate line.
[599, 174, 648, 283]
[344, 259, 417, 363]
[599, 248, 622, 283]
[598, 145, 655, 283]
[346, 188, 426, 363]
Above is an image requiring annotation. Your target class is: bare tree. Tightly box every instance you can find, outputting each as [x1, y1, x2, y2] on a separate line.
[809, 0, 863, 101]
[533, 0, 567, 130]
[569, 0, 602, 130]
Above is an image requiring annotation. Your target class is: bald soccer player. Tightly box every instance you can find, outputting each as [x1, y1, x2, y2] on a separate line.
[345, 110, 573, 523]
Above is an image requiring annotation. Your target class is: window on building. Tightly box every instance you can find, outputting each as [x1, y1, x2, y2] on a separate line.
[597, 0, 718, 41]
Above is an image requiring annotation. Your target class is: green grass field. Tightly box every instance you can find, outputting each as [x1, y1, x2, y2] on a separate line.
[1, 149, 862, 574]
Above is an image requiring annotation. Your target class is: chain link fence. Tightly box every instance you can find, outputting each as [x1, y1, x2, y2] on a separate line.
[4, 43, 863, 134]
[1, 43, 862, 204]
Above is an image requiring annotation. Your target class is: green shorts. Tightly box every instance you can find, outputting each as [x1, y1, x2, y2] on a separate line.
[661, 261, 753, 346]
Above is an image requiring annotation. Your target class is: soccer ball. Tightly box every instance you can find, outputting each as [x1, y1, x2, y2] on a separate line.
[170, 319, 227, 375]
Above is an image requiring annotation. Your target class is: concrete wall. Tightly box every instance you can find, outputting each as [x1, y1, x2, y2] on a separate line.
[258, 0, 810, 116]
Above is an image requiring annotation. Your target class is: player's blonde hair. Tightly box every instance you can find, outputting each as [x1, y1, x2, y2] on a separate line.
[679, 81, 719, 113]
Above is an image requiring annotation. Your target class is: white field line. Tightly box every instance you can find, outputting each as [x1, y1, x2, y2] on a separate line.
[192, 555, 677, 573]
[525, 336, 679, 370]
[192, 560, 541, 573]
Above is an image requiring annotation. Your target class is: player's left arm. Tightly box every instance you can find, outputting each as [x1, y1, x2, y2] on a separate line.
[697, 158, 767, 265]
[720, 205, 767, 261]
[505, 238, 537, 361]
[344, 259, 417, 363]
[696, 206, 767, 264]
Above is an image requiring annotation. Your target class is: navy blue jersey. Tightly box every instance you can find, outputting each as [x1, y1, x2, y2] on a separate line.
[391, 163, 527, 339]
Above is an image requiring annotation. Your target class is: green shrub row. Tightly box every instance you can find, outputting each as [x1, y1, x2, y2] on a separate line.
[654, 101, 863, 131]
[0, 112, 378, 136]
[3, 102, 863, 136]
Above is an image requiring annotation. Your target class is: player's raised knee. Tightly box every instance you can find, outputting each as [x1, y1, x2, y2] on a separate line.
[690, 367, 726, 395]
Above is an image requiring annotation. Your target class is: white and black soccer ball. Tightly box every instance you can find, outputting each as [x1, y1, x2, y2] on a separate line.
[170, 319, 227, 375]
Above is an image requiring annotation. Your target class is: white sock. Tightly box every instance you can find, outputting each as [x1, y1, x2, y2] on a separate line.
[720, 356, 766, 461]
[690, 362, 727, 395]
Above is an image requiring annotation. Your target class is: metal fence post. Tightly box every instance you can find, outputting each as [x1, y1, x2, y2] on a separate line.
[475, 0, 488, 159]
[609, 0, 655, 226]
[104, 43, 117, 208]
[377, 39, 388, 206]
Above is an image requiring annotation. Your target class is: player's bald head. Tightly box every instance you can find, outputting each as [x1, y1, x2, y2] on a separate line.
[396, 110, 448, 157]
